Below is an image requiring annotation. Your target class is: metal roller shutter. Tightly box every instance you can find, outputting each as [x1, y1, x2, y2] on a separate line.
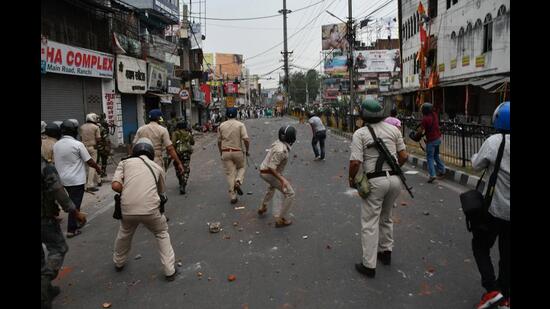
[41, 74, 85, 124]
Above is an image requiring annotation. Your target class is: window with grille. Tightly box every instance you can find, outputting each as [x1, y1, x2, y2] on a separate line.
[483, 14, 493, 53]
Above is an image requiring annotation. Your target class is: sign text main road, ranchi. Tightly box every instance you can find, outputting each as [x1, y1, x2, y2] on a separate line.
[44, 40, 114, 78]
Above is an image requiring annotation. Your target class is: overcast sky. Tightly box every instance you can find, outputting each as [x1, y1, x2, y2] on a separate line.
[182, 0, 398, 88]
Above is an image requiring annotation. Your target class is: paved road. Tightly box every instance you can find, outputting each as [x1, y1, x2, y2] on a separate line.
[53, 117, 488, 309]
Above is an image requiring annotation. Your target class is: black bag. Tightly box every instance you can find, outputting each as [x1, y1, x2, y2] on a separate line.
[138, 157, 168, 214]
[459, 134, 506, 231]
[113, 193, 122, 220]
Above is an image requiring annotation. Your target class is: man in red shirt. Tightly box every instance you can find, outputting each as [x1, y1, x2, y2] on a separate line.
[416, 103, 446, 183]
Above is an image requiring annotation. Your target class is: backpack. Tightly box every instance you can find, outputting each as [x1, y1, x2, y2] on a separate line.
[175, 130, 193, 154]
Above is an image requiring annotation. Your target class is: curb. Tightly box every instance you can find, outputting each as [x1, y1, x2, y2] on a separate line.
[327, 128, 484, 190]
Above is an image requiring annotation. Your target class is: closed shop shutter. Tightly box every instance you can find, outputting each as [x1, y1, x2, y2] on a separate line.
[41, 74, 85, 124]
[84, 77, 103, 116]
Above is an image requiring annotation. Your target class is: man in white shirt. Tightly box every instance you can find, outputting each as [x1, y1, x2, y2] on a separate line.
[308, 112, 327, 160]
[469, 102, 510, 309]
[53, 119, 102, 238]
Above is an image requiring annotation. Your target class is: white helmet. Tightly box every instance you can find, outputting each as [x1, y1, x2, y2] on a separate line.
[41, 121, 46, 134]
[86, 113, 99, 123]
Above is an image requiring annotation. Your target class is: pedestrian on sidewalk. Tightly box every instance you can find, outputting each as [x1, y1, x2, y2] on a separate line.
[308, 111, 327, 161]
[53, 119, 101, 238]
[258, 125, 296, 227]
[111, 138, 178, 281]
[384, 109, 401, 129]
[348, 99, 409, 278]
[415, 103, 445, 183]
[172, 121, 194, 194]
[469, 101, 510, 309]
[218, 107, 250, 204]
[133, 109, 184, 176]
[80, 113, 102, 191]
[41, 155, 87, 309]
[42, 122, 61, 164]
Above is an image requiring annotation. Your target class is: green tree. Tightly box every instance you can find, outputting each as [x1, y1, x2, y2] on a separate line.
[289, 70, 320, 105]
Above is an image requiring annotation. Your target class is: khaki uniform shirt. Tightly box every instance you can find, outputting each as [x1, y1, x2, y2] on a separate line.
[349, 122, 406, 174]
[80, 123, 101, 148]
[41, 136, 57, 163]
[218, 119, 249, 150]
[260, 140, 290, 173]
[112, 155, 166, 215]
[133, 122, 173, 164]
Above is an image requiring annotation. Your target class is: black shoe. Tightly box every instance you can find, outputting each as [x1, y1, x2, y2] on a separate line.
[97, 182, 102, 187]
[115, 264, 125, 272]
[230, 198, 238, 204]
[377, 251, 391, 265]
[165, 268, 179, 282]
[234, 183, 244, 196]
[49, 285, 60, 299]
[355, 263, 376, 278]
[180, 186, 186, 195]
[86, 187, 99, 192]
[427, 177, 436, 183]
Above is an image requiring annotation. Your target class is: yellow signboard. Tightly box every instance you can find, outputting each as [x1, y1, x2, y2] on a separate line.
[462, 55, 470, 67]
[475, 55, 485, 68]
[226, 96, 235, 108]
[438, 63, 445, 72]
[450, 58, 457, 69]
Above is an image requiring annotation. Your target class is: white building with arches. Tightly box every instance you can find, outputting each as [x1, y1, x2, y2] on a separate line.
[396, 0, 509, 122]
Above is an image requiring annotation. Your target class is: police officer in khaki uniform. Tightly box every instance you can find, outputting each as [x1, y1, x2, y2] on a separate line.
[348, 99, 409, 278]
[80, 113, 102, 191]
[111, 138, 178, 281]
[42, 122, 60, 163]
[133, 109, 184, 175]
[258, 125, 297, 227]
[217, 107, 250, 204]
[42, 121, 87, 307]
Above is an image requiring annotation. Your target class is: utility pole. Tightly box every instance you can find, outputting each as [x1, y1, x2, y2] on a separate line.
[305, 81, 309, 106]
[347, 0, 356, 131]
[279, 0, 292, 112]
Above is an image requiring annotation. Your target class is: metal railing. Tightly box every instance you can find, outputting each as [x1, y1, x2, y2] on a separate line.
[291, 110, 495, 167]
[400, 117, 496, 167]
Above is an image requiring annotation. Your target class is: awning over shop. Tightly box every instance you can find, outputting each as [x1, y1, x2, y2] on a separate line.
[147, 93, 173, 104]
[438, 75, 509, 91]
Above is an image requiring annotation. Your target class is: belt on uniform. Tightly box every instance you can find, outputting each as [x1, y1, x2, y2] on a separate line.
[260, 169, 274, 175]
[366, 170, 398, 179]
[222, 148, 241, 152]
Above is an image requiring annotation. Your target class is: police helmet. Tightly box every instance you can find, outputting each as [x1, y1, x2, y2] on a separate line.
[360, 99, 387, 123]
[278, 125, 297, 145]
[61, 119, 79, 138]
[226, 107, 238, 118]
[53, 121, 63, 128]
[41, 121, 46, 134]
[45, 123, 61, 139]
[86, 113, 99, 123]
[148, 109, 163, 122]
[421, 102, 433, 115]
[132, 137, 155, 161]
[176, 121, 187, 130]
[492, 101, 510, 132]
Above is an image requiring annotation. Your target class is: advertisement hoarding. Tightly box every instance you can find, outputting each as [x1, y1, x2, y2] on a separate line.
[324, 54, 347, 75]
[355, 49, 400, 73]
[321, 23, 349, 51]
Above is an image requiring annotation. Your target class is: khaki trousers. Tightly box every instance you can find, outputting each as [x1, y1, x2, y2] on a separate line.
[113, 210, 175, 276]
[260, 173, 295, 219]
[221, 151, 246, 200]
[361, 175, 402, 269]
[86, 147, 101, 188]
